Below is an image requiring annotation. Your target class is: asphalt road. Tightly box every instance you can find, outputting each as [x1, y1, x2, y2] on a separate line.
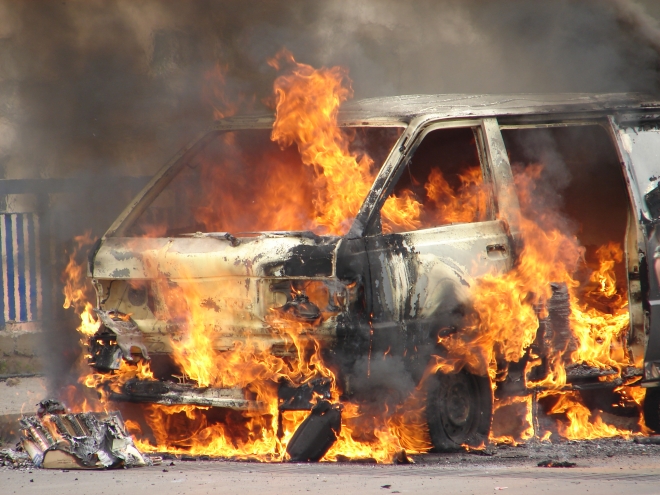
[3, 444, 660, 495]
[3, 377, 660, 494]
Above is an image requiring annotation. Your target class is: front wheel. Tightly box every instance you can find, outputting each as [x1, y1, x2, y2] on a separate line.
[426, 369, 492, 451]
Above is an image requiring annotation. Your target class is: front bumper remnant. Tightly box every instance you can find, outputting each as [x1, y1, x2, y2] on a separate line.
[108, 379, 261, 410]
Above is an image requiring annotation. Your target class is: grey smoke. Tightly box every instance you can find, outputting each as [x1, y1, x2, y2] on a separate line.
[2, 0, 660, 183]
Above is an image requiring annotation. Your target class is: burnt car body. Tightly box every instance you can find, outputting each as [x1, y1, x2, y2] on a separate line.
[88, 93, 660, 449]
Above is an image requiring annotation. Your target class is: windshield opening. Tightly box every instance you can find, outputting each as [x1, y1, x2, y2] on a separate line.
[124, 127, 403, 238]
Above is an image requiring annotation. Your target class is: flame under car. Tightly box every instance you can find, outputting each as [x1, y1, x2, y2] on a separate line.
[88, 94, 660, 451]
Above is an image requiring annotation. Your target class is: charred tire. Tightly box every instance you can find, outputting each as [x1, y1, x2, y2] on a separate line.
[426, 370, 492, 451]
[643, 387, 660, 433]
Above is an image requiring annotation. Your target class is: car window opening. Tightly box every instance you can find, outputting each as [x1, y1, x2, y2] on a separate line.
[126, 127, 403, 238]
[501, 125, 630, 281]
[385, 126, 490, 234]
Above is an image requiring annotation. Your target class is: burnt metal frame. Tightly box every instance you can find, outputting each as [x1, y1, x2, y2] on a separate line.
[347, 117, 521, 249]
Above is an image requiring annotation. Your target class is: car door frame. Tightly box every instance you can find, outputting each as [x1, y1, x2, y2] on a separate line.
[608, 114, 660, 384]
[348, 116, 521, 380]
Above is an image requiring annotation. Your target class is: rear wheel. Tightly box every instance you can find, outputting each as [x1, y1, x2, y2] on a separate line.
[426, 370, 492, 451]
[643, 386, 660, 433]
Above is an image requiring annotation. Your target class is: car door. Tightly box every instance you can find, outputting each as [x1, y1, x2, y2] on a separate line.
[609, 115, 660, 382]
[361, 118, 520, 379]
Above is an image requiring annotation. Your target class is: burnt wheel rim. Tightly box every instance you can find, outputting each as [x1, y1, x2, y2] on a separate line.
[439, 372, 480, 444]
[446, 383, 470, 426]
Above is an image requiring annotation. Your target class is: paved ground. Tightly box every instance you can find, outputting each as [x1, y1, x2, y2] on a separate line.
[2, 453, 660, 495]
[0, 375, 47, 444]
[2, 377, 660, 494]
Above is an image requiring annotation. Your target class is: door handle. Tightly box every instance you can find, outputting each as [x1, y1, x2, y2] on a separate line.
[486, 244, 508, 259]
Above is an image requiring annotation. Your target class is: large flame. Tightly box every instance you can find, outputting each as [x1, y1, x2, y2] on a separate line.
[431, 164, 640, 441]
[58, 52, 436, 463]
[548, 391, 630, 440]
[126, 267, 431, 461]
[270, 49, 422, 235]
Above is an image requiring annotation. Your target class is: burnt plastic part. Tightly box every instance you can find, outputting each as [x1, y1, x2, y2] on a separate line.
[281, 243, 336, 277]
[94, 309, 150, 362]
[278, 377, 332, 411]
[286, 400, 342, 462]
[524, 282, 575, 383]
[564, 362, 625, 390]
[426, 370, 492, 452]
[88, 330, 122, 372]
[121, 379, 170, 397]
[509, 281, 622, 393]
[36, 399, 66, 418]
[544, 283, 576, 364]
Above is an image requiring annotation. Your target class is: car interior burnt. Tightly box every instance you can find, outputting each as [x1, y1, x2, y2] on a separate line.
[501, 125, 629, 253]
[125, 127, 402, 238]
[500, 124, 634, 392]
[80, 93, 660, 460]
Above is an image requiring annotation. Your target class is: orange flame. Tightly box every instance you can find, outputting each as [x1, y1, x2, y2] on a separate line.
[548, 391, 632, 440]
[270, 49, 421, 235]
[71, 53, 434, 461]
[60, 52, 648, 460]
[135, 268, 430, 462]
[425, 166, 489, 226]
[432, 165, 631, 383]
[202, 62, 246, 120]
[62, 232, 100, 337]
[427, 163, 640, 441]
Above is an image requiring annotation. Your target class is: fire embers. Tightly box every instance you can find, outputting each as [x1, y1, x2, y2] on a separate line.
[19, 400, 148, 469]
[286, 401, 343, 462]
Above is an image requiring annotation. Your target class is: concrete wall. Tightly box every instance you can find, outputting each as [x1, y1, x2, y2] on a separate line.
[0, 322, 42, 375]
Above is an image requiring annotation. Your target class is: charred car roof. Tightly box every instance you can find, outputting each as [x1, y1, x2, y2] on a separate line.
[214, 93, 660, 128]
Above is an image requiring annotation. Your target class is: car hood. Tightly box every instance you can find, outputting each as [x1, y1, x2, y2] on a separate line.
[91, 233, 342, 280]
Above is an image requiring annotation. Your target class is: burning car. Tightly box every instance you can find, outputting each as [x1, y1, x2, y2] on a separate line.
[82, 90, 660, 455]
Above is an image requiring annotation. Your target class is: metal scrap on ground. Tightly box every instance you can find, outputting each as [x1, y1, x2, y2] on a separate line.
[19, 400, 148, 469]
